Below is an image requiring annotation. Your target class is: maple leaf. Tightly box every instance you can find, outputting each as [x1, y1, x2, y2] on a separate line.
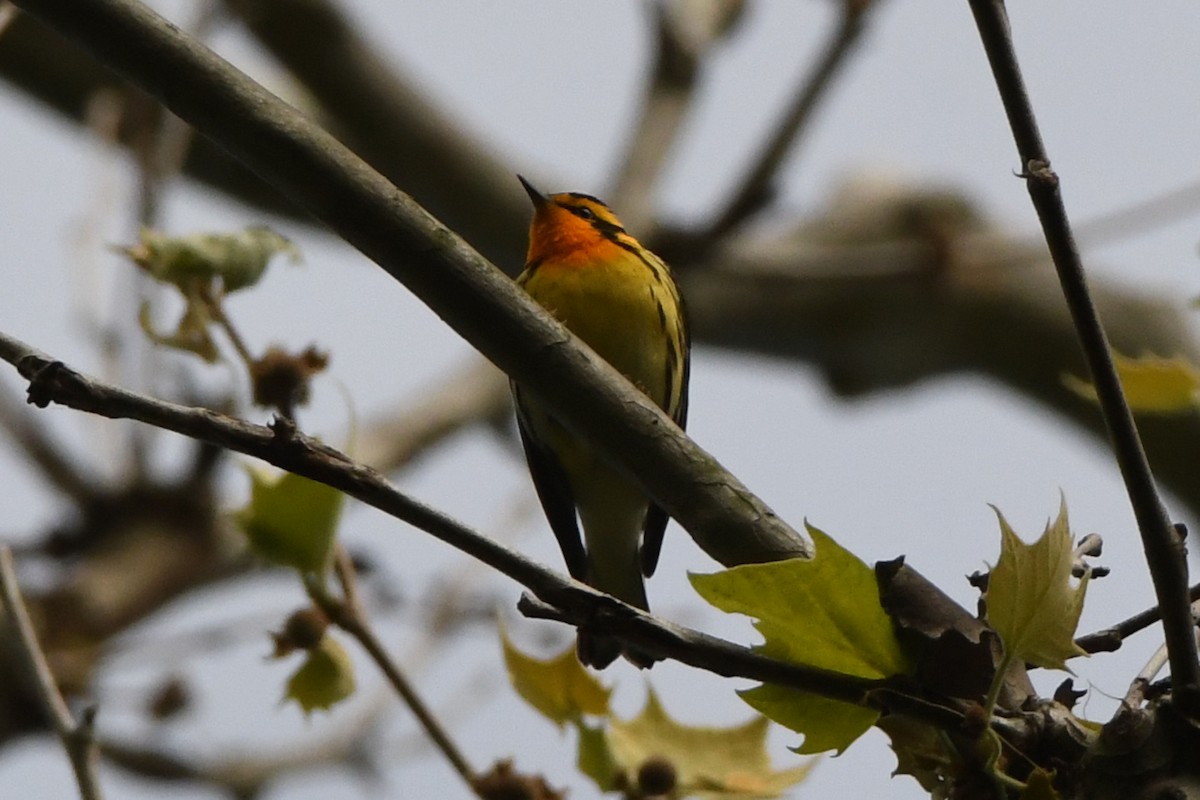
[606, 690, 814, 799]
[691, 524, 912, 754]
[283, 635, 355, 715]
[986, 500, 1089, 671]
[500, 628, 611, 728]
[235, 466, 344, 575]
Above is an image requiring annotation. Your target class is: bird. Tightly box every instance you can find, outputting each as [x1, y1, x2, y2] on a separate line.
[510, 175, 690, 669]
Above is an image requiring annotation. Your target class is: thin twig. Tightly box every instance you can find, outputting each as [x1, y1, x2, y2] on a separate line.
[358, 359, 512, 475]
[609, 1, 744, 231]
[1073, 177, 1200, 249]
[0, 387, 96, 502]
[967, 0, 1200, 711]
[306, 577, 479, 794]
[0, 330, 975, 734]
[0, 547, 105, 800]
[1076, 582, 1200, 654]
[99, 694, 388, 795]
[702, 0, 871, 241]
[1124, 643, 1170, 709]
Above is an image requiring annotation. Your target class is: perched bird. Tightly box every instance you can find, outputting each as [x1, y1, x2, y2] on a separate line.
[511, 175, 690, 669]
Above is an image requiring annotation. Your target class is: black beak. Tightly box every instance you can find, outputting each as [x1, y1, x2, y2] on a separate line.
[517, 174, 548, 209]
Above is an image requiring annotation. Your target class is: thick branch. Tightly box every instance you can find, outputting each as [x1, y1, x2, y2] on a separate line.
[9, 0, 808, 568]
[968, 0, 1200, 706]
[221, 0, 528, 268]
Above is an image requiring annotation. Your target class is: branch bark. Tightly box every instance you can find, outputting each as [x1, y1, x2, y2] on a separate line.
[7, 0, 809, 569]
[0, 333, 947, 728]
[968, 0, 1200, 710]
[1, 547, 105, 800]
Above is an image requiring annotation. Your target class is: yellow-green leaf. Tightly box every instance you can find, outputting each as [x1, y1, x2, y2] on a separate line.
[606, 689, 814, 799]
[501, 627, 611, 727]
[1064, 352, 1200, 413]
[236, 466, 343, 574]
[691, 524, 911, 754]
[986, 501, 1089, 670]
[137, 297, 220, 362]
[120, 226, 299, 293]
[576, 720, 620, 793]
[283, 635, 355, 715]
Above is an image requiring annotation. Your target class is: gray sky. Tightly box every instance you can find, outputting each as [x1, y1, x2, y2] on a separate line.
[2, 1, 1199, 798]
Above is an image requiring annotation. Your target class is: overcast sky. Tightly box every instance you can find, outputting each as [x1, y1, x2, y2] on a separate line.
[3, 2, 1200, 798]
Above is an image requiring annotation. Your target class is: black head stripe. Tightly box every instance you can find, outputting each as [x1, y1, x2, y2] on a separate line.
[563, 192, 607, 205]
[561, 202, 625, 237]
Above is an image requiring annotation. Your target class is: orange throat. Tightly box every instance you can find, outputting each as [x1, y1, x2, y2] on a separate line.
[527, 206, 612, 267]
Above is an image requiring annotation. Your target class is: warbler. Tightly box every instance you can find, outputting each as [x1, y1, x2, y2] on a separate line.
[511, 175, 690, 669]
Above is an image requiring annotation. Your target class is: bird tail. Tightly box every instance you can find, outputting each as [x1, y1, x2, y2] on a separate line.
[576, 494, 659, 669]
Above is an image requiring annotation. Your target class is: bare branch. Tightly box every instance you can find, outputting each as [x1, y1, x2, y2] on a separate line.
[0, 385, 97, 502]
[357, 359, 513, 475]
[6, 0, 809, 568]
[221, 0, 528, 268]
[1, 547, 105, 800]
[1076, 582, 1200, 655]
[306, 572, 479, 794]
[608, 0, 745, 230]
[0, 331, 955, 731]
[100, 696, 388, 796]
[701, 0, 871, 241]
[968, 0, 1200, 709]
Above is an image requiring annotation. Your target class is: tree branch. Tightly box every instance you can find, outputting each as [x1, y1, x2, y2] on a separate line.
[608, 0, 745, 231]
[701, 0, 871, 241]
[968, 0, 1200, 710]
[8, 0, 808, 569]
[357, 359, 513, 475]
[0, 385, 97, 503]
[311, 555, 479, 793]
[221, 0, 528, 268]
[99, 697, 388, 795]
[1076, 582, 1200, 655]
[0, 547, 105, 800]
[0, 331, 980, 735]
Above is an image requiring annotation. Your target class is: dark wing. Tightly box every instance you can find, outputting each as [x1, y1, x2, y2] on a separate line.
[640, 296, 691, 578]
[512, 385, 588, 581]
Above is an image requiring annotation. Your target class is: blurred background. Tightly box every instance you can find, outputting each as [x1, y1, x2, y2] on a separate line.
[2, 1, 1200, 797]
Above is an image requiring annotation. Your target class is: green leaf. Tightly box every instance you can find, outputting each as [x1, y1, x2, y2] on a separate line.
[121, 226, 300, 293]
[986, 501, 1089, 670]
[1064, 352, 1200, 413]
[500, 626, 611, 727]
[235, 466, 344, 574]
[137, 297, 220, 362]
[576, 720, 620, 793]
[691, 524, 911, 754]
[606, 689, 814, 799]
[283, 635, 355, 715]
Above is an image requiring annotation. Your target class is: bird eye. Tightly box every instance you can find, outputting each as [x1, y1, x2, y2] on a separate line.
[575, 206, 596, 220]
